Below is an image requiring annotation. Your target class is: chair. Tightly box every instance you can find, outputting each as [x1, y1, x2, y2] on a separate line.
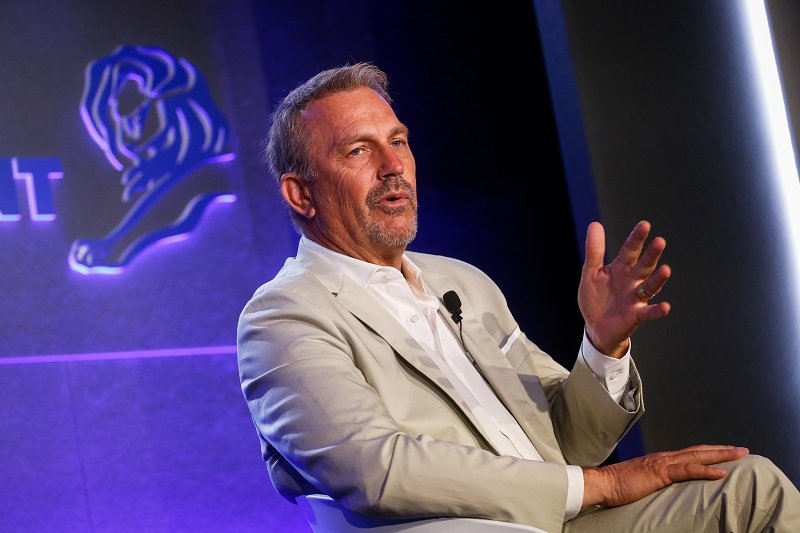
[296, 494, 546, 532]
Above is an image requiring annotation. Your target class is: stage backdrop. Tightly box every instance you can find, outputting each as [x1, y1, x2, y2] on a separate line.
[0, 1, 581, 531]
[536, 0, 800, 485]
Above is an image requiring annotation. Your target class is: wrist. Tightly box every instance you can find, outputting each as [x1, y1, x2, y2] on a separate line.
[585, 328, 629, 358]
[581, 466, 606, 508]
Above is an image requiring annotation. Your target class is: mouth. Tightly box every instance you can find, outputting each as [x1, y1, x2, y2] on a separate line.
[367, 177, 417, 213]
[378, 190, 411, 208]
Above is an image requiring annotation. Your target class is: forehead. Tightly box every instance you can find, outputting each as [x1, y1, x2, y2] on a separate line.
[301, 87, 402, 143]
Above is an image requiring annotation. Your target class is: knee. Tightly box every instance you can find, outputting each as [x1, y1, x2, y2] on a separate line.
[723, 454, 780, 480]
[720, 454, 792, 505]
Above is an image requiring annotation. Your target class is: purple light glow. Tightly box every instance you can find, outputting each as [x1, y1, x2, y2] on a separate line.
[73, 45, 237, 275]
[68, 256, 123, 275]
[0, 345, 237, 365]
[11, 157, 63, 221]
[208, 153, 236, 164]
[69, 193, 237, 275]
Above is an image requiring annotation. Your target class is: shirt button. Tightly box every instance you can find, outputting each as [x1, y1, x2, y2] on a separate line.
[410, 314, 420, 323]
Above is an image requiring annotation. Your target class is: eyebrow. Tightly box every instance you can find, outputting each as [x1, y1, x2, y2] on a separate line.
[390, 124, 410, 138]
[336, 124, 410, 148]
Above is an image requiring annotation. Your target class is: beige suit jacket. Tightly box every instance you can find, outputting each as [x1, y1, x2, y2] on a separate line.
[237, 248, 644, 532]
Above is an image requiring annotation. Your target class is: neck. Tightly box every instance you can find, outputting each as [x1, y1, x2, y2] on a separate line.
[303, 232, 405, 270]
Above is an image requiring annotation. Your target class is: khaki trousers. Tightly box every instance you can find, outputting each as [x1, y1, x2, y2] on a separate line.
[564, 455, 800, 532]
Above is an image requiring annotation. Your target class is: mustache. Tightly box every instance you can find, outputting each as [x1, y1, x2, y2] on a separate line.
[366, 176, 416, 207]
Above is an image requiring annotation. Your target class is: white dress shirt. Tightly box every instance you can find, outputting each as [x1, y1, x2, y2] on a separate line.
[297, 236, 634, 520]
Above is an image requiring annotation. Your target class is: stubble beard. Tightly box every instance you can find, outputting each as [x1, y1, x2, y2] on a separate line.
[363, 177, 418, 249]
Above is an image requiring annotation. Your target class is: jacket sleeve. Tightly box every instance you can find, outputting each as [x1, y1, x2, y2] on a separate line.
[511, 328, 644, 466]
[432, 253, 644, 467]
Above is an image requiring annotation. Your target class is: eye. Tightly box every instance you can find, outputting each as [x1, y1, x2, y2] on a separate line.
[390, 138, 407, 148]
[349, 146, 365, 156]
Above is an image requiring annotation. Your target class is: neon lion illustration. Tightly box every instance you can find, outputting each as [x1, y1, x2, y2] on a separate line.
[70, 44, 236, 274]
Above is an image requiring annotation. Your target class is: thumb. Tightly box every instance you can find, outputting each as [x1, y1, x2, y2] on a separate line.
[584, 221, 606, 272]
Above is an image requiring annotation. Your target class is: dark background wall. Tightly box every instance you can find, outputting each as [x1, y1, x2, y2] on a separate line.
[541, 0, 800, 486]
[250, 0, 584, 362]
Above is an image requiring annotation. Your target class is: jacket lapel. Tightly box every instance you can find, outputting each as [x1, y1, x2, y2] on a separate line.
[293, 253, 498, 452]
[421, 269, 566, 464]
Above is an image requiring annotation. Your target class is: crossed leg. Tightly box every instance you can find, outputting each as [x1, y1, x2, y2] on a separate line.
[565, 455, 800, 532]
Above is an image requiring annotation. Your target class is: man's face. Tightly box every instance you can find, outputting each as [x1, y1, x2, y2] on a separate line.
[299, 87, 418, 264]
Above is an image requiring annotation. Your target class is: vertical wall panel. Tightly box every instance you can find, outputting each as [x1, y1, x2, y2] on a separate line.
[536, 0, 800, 483]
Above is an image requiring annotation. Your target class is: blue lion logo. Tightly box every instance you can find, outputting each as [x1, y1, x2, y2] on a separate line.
[70, 44, 236, 274]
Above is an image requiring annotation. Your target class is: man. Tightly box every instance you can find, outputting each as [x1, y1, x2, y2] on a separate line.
[237, 62, 800, 532]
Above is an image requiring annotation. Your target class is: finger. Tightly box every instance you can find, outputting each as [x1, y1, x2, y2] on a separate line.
[671, 445, 750, 465]
[583, 222, 606, 272]
[633, 236, 666, 278]
[615, 220, 651, 266]
[637, 301, 671, 323]
[636, 264, 672, 302]
[675, 444, 748, 454]
[666, 462, 728, 482]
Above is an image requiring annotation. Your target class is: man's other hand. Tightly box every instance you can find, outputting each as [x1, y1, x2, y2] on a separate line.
[581, 445, 750, 507]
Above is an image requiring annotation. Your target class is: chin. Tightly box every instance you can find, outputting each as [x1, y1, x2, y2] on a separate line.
[367, 220, 417, 249]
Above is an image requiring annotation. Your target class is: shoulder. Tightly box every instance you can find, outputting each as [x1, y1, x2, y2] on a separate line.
[239, 258, 333, 318]
[407, 250, 519, 337]
[405, 250, 511, 314]
[406, 250, 500, 288]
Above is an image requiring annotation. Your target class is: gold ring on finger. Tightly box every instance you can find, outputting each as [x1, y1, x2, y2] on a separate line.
[637, 285, 654, 301]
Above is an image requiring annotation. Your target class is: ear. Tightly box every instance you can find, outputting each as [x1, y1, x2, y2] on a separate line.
[280, 173, 316, 220]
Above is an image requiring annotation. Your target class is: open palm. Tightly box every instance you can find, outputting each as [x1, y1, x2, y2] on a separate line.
[578, 220, 671, 357]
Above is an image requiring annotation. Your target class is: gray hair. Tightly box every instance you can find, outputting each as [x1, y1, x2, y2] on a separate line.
[263, 62, 392, 184]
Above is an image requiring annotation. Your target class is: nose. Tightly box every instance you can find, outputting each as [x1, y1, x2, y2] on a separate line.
[378, 144, 404, 180]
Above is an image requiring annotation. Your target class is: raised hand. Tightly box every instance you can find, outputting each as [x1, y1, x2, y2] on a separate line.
[578, 220, 671, 357]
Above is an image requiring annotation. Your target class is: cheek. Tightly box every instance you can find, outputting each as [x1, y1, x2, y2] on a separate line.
[337, 174, 372, 206]
[403, 157, 417, 184]
[329, 181, 370, 222]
